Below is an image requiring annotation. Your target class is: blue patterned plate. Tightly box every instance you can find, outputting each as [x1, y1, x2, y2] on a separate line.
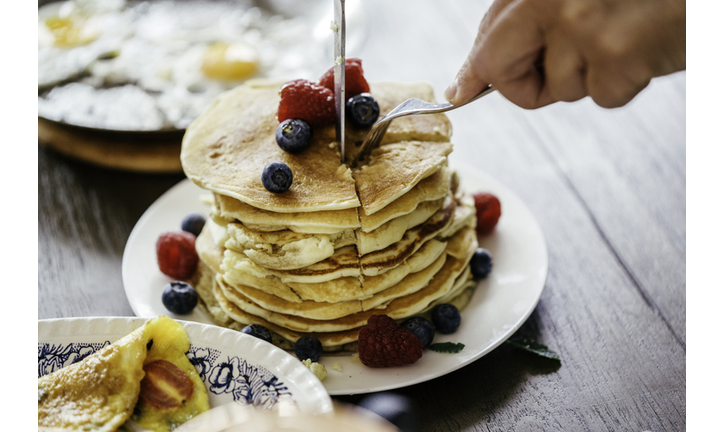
[38, 317, 333, 415]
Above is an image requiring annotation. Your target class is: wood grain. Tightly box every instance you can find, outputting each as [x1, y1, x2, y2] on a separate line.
[37, 0, 685, 430]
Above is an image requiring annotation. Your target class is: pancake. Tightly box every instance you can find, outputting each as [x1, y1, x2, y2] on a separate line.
[222, 245, 361, 284]
[361, 238, 447, 296]
[215, 193, 361, 234]
[224, 222, 356, 270]
[181, 79, 360, 213]
[353, 141, 453, 216]
[341, 81, 453, 159]
[357, 196, 446, 255]
[215, 223, 477, 333]
[360, 195, 456, 276]
[359, 165, 451, 232]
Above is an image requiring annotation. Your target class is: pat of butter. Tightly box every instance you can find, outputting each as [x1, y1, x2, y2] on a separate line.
[302, 359, 327, 381]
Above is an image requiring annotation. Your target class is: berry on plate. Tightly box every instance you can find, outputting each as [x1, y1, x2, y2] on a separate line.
[277, 79, 335, 127]
[470, 247, 493, 279]
[472, 192, 501, 235]
[431, 303, 461, 334]
[156, 231, 199, 280]
[261, 161, 293, 193]
[346, 93, 380, 128]
[181, 212, 206, 237]
[240, 324, 273, 344]
[401, 316, 435, 348]
[357, 315, 423, 368]
[319, 57, 370, 97]
[161, 281, 198, 314]
[294, 335, 323, 362]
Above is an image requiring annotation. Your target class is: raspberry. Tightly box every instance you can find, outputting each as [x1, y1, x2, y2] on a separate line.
[357, 315, 423, 368]
[472, 192, 502, 235]
[277, 79, 335, 127]
[156, 231, 199, 280]
[319, 57, 370, 98]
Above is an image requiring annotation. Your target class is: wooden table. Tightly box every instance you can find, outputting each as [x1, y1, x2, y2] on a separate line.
[38, 1, 686, 430]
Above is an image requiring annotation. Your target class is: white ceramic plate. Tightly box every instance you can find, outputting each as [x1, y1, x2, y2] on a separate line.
[38, 317, 333, 415]
[122, 163, 548, 395]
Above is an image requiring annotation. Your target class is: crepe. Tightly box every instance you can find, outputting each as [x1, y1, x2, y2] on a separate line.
[38, 316, 209, 432]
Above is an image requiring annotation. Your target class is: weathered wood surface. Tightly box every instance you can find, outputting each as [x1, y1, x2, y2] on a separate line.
[38, 1, 685, 430]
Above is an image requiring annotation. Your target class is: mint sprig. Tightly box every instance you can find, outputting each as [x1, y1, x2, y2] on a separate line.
[505, 337, 560, 361]
[429, 342, 465, 353]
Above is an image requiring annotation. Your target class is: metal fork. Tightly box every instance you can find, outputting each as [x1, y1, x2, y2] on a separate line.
[350, 84, 496, 167]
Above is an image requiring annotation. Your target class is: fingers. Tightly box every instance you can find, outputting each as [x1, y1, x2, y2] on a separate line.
[543, 32, 587, 103]
[475, 0, 557, 109]
[444, 0, 518, 105]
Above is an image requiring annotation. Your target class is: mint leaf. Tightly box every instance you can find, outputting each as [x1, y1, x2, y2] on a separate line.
[429, 342, 465, 353]
[506, 338, 560, 361]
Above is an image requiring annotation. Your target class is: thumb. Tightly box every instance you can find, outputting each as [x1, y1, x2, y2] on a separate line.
[445, 48, 489, 106]
[445, 0, 516, 105]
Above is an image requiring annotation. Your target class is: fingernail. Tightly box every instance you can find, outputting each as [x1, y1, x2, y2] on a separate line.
[444, 79, 458, 103]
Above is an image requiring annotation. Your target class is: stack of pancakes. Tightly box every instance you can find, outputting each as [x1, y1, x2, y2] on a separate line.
[181, 79, 478, 351]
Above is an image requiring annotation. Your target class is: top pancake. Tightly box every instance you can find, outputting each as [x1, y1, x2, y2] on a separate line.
[181, 79, 360, 212]
[182, 78, 454, 214]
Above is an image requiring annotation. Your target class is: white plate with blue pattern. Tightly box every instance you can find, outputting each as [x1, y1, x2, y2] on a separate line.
[38, 317, 333, 416]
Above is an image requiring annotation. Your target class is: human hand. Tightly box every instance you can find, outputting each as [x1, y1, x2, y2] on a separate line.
[444, 0, 686, 109]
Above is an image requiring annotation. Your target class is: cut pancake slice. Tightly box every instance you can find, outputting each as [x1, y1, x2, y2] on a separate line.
[181, 79, 360, 213]
[360, 195, 456, 276]
[357, 196, 445, 255]
[341, 81, 453, 163]
[361, 238, 447, 297]
[359, 166, 451, 232]
[215, 193, 361, 234]
[352, 141, 453, 216]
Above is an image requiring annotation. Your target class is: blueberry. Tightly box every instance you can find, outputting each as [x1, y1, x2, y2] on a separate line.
[161, 281, 198, 315]
[401, 316, 435, 348]
[357, 392, 419, 432]
[240, 324, 272, 344]
[181, 212, 206, 237]
[261, 161, 293, 193]
[470, 247, 493, 279]
[431, 303, 461, 334]
[294, 335, 323, 362]
[276, 118, 312, 153]
[346, 93, 380, 128]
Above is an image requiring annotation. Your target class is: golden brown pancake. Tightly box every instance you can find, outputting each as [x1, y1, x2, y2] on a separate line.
[181, 79, 360, 213]
[352, 141, 453, 216]
[215, 193, 361, 234]
[358, 166, 451, 232]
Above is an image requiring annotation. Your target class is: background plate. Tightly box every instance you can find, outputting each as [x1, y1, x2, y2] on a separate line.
[38, 317, 333, 414]
[122, 163, 548, 395]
